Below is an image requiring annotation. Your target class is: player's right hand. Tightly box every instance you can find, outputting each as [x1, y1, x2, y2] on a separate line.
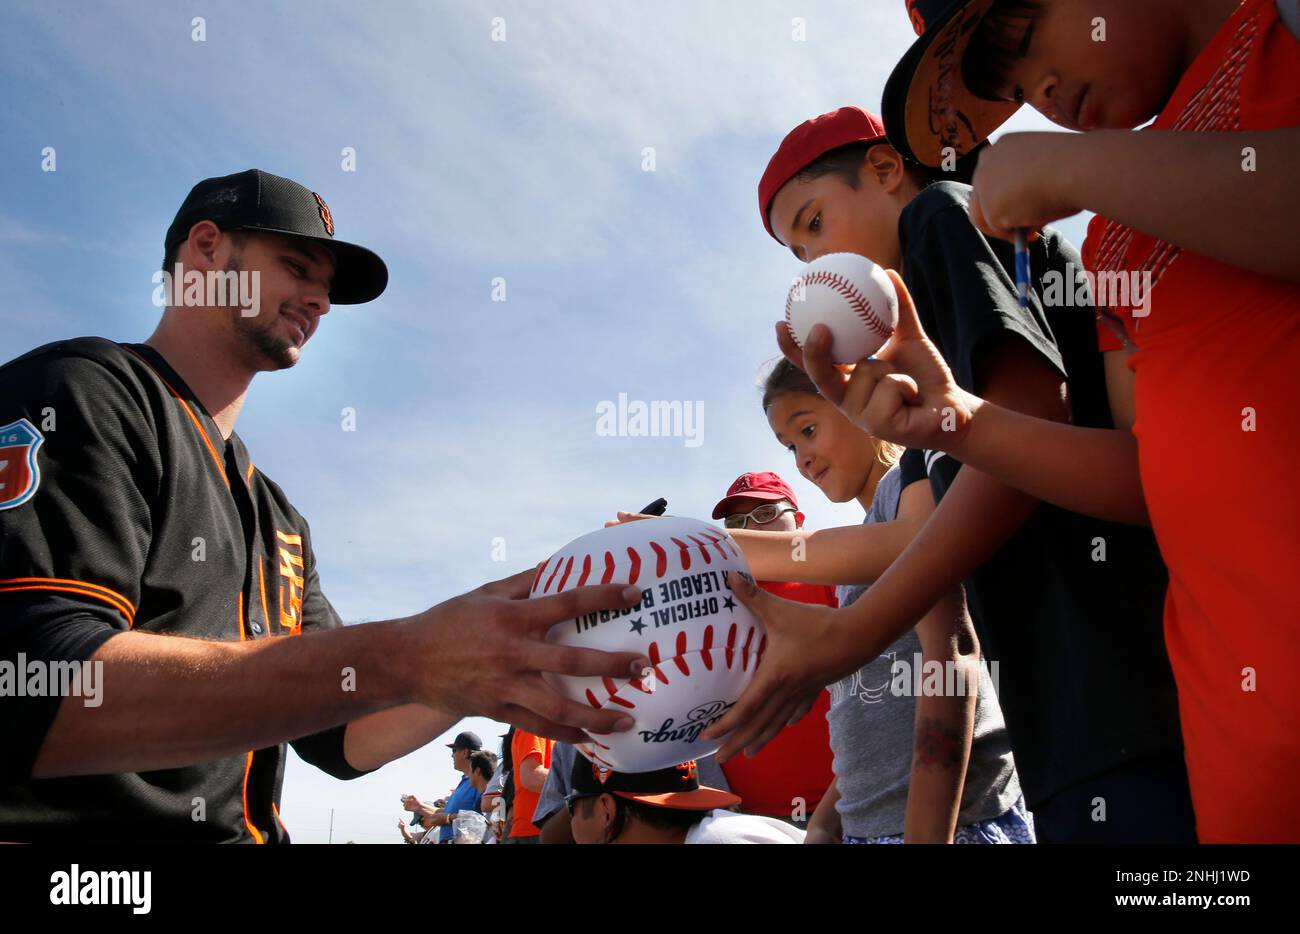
[404, 567, 650, 745]
[777, 269, 977, 455]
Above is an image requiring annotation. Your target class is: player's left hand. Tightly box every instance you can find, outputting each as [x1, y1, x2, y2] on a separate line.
[968, 132, 1083, 241]
[701, 571, 852, 761]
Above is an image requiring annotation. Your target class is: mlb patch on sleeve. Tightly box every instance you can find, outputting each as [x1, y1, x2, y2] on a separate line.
[0, 418, 44, 510]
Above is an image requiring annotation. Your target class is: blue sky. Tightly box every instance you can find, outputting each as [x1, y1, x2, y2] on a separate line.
[0, 0, 1088, 842]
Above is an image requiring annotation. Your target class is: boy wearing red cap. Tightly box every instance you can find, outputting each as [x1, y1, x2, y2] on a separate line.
[710, 472, 836, 827]
[709, 105, 1193, 843]
[566, 757, 803, 844]
[855, 0, 1300, 843]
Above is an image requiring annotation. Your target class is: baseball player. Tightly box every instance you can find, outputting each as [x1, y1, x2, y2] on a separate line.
[0, 169, 650, 842]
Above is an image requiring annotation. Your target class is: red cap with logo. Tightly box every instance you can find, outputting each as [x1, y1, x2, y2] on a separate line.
[711, 471, 800, 520]
[757, 106, 888, 243]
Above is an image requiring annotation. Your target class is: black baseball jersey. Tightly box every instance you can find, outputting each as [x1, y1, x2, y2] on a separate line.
[0, 337, 371, 843]
[896, 182, 1185, 809]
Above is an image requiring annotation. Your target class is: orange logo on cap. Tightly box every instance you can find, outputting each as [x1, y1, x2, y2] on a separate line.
[313, 192, 334, 236]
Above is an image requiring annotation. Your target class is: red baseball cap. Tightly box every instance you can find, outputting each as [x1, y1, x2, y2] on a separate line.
[711, 471, 800, 520]
[757, 106, 888, 243]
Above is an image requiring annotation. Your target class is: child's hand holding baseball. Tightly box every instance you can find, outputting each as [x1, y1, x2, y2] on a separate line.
[778, 269, 978, 455]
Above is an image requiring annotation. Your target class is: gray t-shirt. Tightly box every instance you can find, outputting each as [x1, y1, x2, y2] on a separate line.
[829, 464, 1021, 839]
[533, 743, 732, 828]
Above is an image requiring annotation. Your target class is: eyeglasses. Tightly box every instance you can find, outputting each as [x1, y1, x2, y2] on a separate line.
[723, 504, 796, 529]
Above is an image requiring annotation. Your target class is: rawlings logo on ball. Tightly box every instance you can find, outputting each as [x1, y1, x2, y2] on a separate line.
[785, 252, 900, 364]
[531, 516, 765, 772]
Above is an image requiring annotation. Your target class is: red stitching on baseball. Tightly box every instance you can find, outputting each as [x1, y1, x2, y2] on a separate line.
[648, 641, 668, 685]
[702, 532, 729, 561]
[650, 541, 667, 577]
[601, 551, 615, 584]
[741, 626, 756, 672]
[687, 535, 712, 565]
[630, 674, 653, 694]
[544, 557, 563, 593]
[788, 269, 891, 341]
[672, 631, 690, 675]
[609, 693, 636, 709]
[592, 738, 611, 750]
[530, 558, 549, 594]
[670, 537, 691, 571]
[627, 546, 641, 586]
[576, 553, 592, 588]
[725, 622, 737, 669]
[701, 625, 714, 670]
[585, 688, 601, 708]
[556, 555, 574, 593]
[591, 749, 617, 768]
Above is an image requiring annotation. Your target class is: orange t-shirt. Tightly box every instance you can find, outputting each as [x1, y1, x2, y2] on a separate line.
[718, 580, 837, 818]
[1084, 0, 1300, 842]
[509, 731, 553, 838]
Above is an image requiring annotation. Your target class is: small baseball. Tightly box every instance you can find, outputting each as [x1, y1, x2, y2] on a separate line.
[785, 252, 899, 364]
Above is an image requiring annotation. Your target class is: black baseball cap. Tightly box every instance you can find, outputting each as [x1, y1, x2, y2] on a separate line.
[882, 0, 1021, 168]
[446, 731, 483, 752]
[567, 757, 739, 812]
[164, 169, 388, 305]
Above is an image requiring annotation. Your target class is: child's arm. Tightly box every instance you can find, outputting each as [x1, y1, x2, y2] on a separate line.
[781, 273, 1151, 525]
[969, 129, 1300, 283]
[903, 589, 979, 844]
[708, 463, 1034, 760]
[725, 488, 928, 585]
[709, 304, 1075, 759]
[804, 776, 843, 844]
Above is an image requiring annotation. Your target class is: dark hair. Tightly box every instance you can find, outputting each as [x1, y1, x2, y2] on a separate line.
[963, 0, 1046, 102]
[161, 226, 246, 273]
[499, 727, 516, 812]
[761, 358, 903, 469]
[761, 357, 821, 413]
[469, 750, 498, 783]
[580, 795, 704, 841]
[795, 140, 934, 193]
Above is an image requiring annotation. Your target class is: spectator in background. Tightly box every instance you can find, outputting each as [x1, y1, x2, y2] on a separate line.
[469, 750, 498, 794]
[508, 729, 552, 844]
[480, 736, 509, 843]
[534, 742, 733, 844]
[567, 758, 803, 844]
[711, 472, 837, 827]
[401, 730, 485, 844]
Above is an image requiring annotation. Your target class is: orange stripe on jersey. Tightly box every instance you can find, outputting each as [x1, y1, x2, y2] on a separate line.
[0, 577, 136, 626]
[246, 462, 255, 483]
[121, 346, 229, 488]
[242, 751, 265, 844]
[274, 530, 302, 546]
[236, 592, 265, 843]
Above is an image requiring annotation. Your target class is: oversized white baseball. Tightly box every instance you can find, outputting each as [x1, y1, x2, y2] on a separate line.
[785, 252, 899, 364]
[531, 516, 765, 773]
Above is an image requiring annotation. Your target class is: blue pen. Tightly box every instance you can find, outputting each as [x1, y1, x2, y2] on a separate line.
[1014, 229, 1030, 308]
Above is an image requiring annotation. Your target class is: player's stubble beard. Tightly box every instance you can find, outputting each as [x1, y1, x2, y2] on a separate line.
[223, 252, 303, 372]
